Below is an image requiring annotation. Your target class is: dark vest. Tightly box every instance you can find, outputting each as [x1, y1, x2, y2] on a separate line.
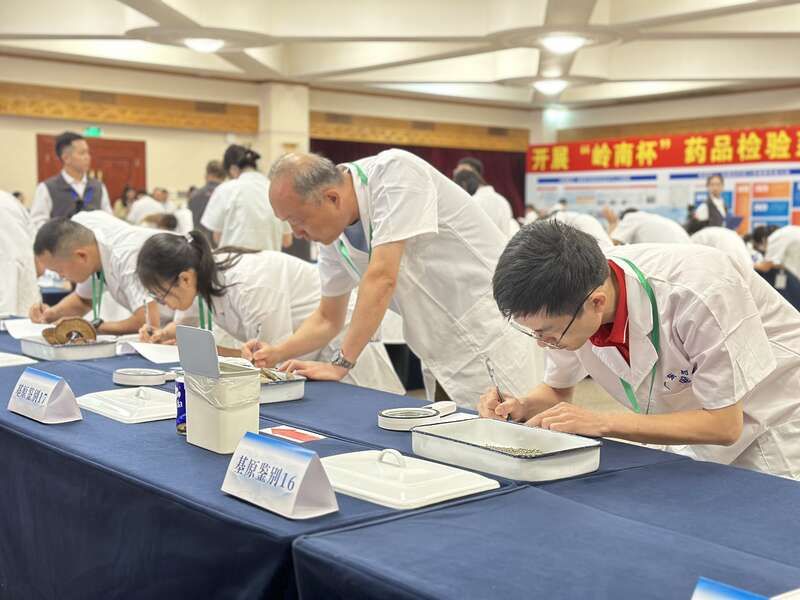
[706, 197, 725, 227]
[44, 173, 103, 219]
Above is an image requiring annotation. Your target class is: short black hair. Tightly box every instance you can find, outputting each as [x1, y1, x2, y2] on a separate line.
[619, 207, 638, 219]
[157, 214, 178, 231]
[752, 224, 779, 246]
[54, 131, 85, 160]
[223, 145, 260, 172]
[453, 169, 485, 196]
[33, 217, 94, 256]
[706, 173, 724, 185]
[493, 220, 609, 318]
[457, 157, 484, 175]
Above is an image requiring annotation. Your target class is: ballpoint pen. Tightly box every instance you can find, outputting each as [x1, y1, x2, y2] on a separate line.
[484, 357, 510, 421]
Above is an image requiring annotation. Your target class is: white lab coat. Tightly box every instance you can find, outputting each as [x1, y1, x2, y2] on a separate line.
[0, 192, 39, 315]
[72, 212, 173, 323]
[552, 211, 614, 250]
[690, 227, 752, 270]
[543, 243, 800, 477]
[612, 211, 690, 244]
[201, 171, 289, 251]
[174, 251, 404, 395]
[126, 196, 166, 226]
[765, 226, 800, 280]
[472, 186, 514, 238]
[317, 149, 544, 408]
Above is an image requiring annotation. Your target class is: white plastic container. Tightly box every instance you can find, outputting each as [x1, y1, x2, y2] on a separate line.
[77, 387, 176, 424]
[20, 335, 118, 361]
[412, 418, 602, 482]
[177, 326, 260, 454]
[259, 368, 306, 404]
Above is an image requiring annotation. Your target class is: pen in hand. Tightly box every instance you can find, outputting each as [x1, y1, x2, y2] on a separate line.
[484, 358, 510, 422]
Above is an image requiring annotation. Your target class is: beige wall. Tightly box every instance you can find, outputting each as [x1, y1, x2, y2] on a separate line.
[0, 114, 256, 204]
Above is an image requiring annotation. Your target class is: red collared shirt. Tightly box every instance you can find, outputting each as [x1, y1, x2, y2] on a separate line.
[589, 260, 630, 364]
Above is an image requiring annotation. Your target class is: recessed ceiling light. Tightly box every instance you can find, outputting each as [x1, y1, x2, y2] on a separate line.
[540, 34, 586, 55]
[533, 79, 568, 96]
[184, 38, 225, 53]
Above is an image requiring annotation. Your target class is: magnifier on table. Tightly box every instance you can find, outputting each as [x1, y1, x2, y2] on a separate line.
[378, 401, 457, 431]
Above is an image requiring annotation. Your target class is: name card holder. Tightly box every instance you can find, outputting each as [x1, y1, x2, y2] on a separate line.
[7, 367, 82, 424]
[222, 432, 338, 520]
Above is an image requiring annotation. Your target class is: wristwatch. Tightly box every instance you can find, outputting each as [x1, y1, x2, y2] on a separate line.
[90, 317, 104, 331]
[330, 349, 356, 370]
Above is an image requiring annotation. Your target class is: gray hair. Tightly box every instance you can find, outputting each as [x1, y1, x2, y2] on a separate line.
[268, 153, 344, 202]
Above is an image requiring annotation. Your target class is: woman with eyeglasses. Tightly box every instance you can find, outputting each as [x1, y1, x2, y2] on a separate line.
[135, 231, 405, 395]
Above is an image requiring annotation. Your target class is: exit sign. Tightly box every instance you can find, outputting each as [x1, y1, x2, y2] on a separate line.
[83, 126, 103, 137]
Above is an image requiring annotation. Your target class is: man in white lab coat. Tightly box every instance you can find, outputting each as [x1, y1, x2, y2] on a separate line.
[0, 190, 40, 315]
[690, 225, 753, 271]
[480, 220, 800, 478]
[453, 169, 516, 238]
[754, 225, 800, 280]
[603, 207, 690, 245]
[252, 149, 544, 407]
[29, 212, 166, 335]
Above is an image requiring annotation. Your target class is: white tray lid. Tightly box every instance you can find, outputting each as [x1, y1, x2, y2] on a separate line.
[77, 387, 176, 424]
[321, 449, 499, 509]
[176, 325, 220, 378]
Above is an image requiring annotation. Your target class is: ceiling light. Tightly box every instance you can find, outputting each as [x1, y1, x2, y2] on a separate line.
[184, 38, 225, 53]
[540, 34, 586, 55]
[534, 79, 568, 96]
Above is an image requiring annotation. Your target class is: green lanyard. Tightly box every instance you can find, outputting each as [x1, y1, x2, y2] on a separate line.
[198, 297, 213, 331]
[615, 258, 660, 414]
[91, 272, 105, 321]
[337, 162, 373, 276]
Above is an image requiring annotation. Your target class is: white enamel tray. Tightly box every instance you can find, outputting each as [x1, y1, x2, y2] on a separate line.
[20, 335, 118, 361]
[259, 368, 306, 404]
[321, 449, 499, 510]
[412, 418, 602, 482]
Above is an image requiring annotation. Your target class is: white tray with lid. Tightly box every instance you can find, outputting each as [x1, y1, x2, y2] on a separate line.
[20, 335, 118, 361]
[321, 449, 499, 509]
[77, 387, 176, 424]
[412, 418, 602, 482]
[259, 368, 306, 404]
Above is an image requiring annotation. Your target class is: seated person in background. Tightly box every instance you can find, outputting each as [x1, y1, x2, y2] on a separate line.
[201, 145, 291, 251]
[126, 192, 166, 226]
[135, 231, 405, 395]
[547, 208, 613, 250]
[189, 160, 225, 246]
[452, 156, 484, 178]
[142, 213, 179, 231]
[602, 206, 690, 245]
[29, 212, 167, 336]
[30, 131, 112, 230]
[480, 220, 800, 478]
[689, 223, 753, 271]
[0, 190, 39, 315]
[453, 169, 516, 238]
[753, 225, 800, 278]
[114, 185, 137, 220]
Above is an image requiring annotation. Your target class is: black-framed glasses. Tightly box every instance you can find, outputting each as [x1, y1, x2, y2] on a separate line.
[149, 277, 178, 305]
[510, 286, 599, 350]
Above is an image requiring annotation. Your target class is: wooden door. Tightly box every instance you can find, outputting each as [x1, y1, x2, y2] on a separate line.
[36, 135, 146, 204]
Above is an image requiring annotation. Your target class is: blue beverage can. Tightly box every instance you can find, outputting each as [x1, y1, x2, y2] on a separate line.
[175, 376, 186, 435]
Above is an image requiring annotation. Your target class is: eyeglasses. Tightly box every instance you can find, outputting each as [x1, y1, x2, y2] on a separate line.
[510, 286, 599, 350]
[149, 277, 178, 305]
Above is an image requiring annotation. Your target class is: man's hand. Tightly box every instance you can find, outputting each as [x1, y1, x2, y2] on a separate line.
[280, 360, 348, 382]
[250, 343, 282, 368]
[478, 388, 528, 422]
[29, 302, 56, 324]
[527, 402, 611, 437]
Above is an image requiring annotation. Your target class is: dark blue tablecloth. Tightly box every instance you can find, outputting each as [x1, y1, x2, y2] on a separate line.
[0, 331, 22, 355]
[293, 486, 800, 600]
[0, 360, 515, 600]
[262, 381, 688, 479]
[543, 459, 800, 567]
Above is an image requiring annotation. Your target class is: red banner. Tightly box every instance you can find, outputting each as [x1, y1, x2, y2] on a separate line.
[527, 125, 800, 173]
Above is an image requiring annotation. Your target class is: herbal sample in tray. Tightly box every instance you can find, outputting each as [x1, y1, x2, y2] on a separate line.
[483, 444, 544, 458]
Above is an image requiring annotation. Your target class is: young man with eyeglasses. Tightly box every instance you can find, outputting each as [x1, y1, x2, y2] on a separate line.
[480, 219, 800, 478]
[30, 132, 112, 231]
[29, 211, 169, 336]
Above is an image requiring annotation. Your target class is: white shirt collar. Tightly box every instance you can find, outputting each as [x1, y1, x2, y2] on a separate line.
[61, 169, 87, 186]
